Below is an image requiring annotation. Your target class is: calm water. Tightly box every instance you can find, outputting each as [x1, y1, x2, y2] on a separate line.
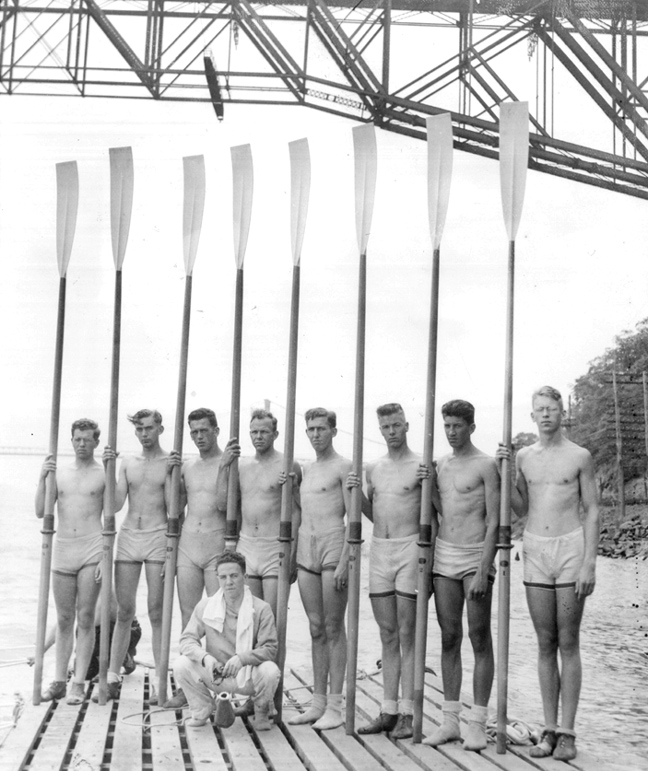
[0, 455, 646, 768]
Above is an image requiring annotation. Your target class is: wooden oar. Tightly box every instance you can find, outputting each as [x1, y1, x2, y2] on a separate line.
[158, 155, 206, 706]
[275, 138, 311, 718]
[412, 114, 453, 743]
[346, 124, 377, 734]
[32, 161, 79, 705]
[96, 147, 134, 704]
[496, 101, 529, 754]
[225, 144, 253, 552]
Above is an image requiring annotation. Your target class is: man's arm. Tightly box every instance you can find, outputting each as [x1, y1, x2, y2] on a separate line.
[468, 459, 500, 599]
[35, 456, 57, 518]
[333, 461, 354, 590]
[288, 461, 302, 582]
[216, 438, 240, 512]
[114, 457, 129, 513]
[238, 603, 278, 666]
[576, 450, 600, 600]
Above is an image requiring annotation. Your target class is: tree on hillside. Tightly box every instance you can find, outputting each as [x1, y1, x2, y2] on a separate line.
[512, 431, 537, 451]
[571, 317, 648, 483]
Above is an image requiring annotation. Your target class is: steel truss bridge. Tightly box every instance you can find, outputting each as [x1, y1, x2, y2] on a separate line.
[3, 0, 648, 197]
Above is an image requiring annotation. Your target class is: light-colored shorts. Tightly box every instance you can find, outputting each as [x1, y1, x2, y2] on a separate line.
[115, 525, 167, 565]
[177, 528, 225, 572]
[52, 531, 104, 577]
[522, 526, 584, 589]
[237, 533, 280, 580]
[369, 533, 418, 601]
[433, 538, 496, 583]
[297, 525, 345, 575]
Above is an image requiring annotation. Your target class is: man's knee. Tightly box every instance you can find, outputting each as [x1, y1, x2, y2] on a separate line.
[256, 661, 280, 692]
[173, 654, 195, 684]
[468, 625, 492, 654]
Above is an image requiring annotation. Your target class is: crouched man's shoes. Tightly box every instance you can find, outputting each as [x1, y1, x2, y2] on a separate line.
[357, 712, 398, 735]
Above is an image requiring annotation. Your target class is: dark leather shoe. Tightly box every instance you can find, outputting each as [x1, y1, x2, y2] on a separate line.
[163, 688, 188, 709]
[357, 712, 398, 735]
[234, 697, 255, 718]
[390, 714, 413, 740]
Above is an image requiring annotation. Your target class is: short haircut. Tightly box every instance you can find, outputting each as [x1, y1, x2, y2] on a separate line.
[214, 550, 246, 574]
[442, 399, 475, 425]
[187, 408, 218, 428]
[128, 409, 162, 426]
[532, 386, 563, 410]
[71, 418, 100, 440]
[305, 407, 337, 429]
[250, 408, 277, 432]
[376, 403, 404, 419]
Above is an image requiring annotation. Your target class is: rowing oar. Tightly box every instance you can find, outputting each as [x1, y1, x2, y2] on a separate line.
[346, 124, 377, 734]
[275, 138, 311, 718]
[96, 147, 134, 705]
[158, 155, 206, 706]
[412, 114, 453, 743]
[32, 161, 79, 705]
[225, 145, 253, 552]
[496, 101, 529, 754]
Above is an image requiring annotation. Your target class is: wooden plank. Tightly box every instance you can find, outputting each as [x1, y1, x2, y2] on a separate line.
[318, 726, 386, 771]
[69, 698, 112, 770]
[29, 698, 83, 771]
[110, 669, 144, 771]
[282, 722, 349, 771]
[219, 718, 267, 771]
[0, 699, 51, 771]
[184, 721, 228, 771]
[149, 708, 184, 771]
[248, 719, 306, 771]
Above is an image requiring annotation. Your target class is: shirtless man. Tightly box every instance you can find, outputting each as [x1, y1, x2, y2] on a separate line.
[97, 409, 169, 703]
[164, 407, 230, 709]
[349, 403, 438, 740]
[174, 408, 230, 627]
[287, 408, 351, 731]
[219, 409, 302, 619]
[422, 400, 499, 751]
[36, 418, 105, 705]
[498, 386, 599, 761]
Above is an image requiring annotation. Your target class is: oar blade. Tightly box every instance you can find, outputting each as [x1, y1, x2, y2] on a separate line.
[182, 155, 206, 276]
[426, 114, 453, 251]
[499, 101, 529, 240]
[56, 161, 79, 277]
[231, 144, 254, 269]
[352, 124, 377, 256]
[289, 138, 311, 266]
[109, 147, 134, 270]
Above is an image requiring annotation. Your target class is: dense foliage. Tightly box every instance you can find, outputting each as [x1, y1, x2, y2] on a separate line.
[571, 317, 648, 483]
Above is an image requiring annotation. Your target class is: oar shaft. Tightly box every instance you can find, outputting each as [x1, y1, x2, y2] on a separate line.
[413, 245, 441, 741]
[497, 239, 515, 753]
[33, 276, 67, 705]
[275, 265, 300, 717]
[226, 269, 244, 548]
[159, 275, 193, 705]
[97, 270, 122, 704]
[345, 251, 367, 734]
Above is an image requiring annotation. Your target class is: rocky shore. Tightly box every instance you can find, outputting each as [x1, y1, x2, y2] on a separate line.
[598, 511, 648, 559]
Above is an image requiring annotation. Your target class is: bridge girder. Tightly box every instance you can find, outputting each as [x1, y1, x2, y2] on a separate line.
[2, 1, 648, 197]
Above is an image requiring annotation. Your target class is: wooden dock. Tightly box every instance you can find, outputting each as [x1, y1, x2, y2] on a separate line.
[0, 667, 619, 771]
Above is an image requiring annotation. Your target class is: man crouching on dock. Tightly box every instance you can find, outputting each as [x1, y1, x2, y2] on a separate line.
[172, 551, 280, 729]
[36, 418, 105, 705]
[497, 386, 600, 762]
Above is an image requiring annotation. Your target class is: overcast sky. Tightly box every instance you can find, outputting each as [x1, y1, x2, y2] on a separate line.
[1, 94, 647, 462]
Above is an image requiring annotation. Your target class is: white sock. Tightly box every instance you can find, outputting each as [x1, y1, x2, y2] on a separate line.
[422, 700, 462, 746]
[398, 699, 414, 717]
[107, 671, 121, 684]
[288, 693, 326, 725]
[381, 699, 398, 715]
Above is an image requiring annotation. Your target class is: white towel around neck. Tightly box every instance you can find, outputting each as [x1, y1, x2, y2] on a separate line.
[203, 585, 254, 687]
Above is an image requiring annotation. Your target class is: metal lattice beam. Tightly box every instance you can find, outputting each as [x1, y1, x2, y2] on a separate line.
[2, 1, 648, 197]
